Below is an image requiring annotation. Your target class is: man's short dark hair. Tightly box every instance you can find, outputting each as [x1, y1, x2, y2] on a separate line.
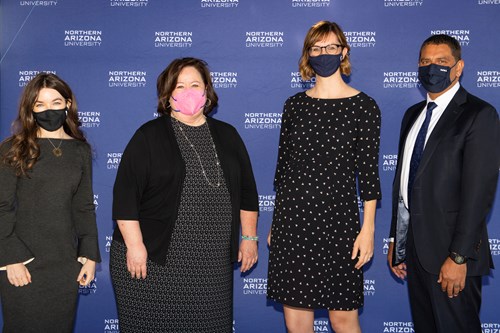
[420, 34, 461, 61]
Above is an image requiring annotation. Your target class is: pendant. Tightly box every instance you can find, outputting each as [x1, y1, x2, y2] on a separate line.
[52, 147, 63, 157]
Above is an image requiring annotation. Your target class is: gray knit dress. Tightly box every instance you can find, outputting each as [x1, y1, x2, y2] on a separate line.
[0, 139, 101, 333]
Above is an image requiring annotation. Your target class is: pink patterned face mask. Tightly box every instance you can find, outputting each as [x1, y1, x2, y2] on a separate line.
[171, 89, 206, 116]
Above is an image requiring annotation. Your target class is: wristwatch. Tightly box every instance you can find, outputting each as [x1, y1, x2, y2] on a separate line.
[449, 252, 467, 265]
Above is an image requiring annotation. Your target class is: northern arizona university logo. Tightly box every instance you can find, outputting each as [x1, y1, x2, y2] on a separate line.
[78, 111, 101, 128]
[104, 318, 119, 333]
[382, 322, 414, 332]
[259, 194, 275, 212]
[154, 31, 193, 48]
[290, 72, 315, 89]
[211, 72, 238, 89]
[482, 323, 500, 332]
[78, 278, 97, 295]
[244, 112, 281, 130]
[106, 153, 122, 170]
[477, 70, 500, 88]
[245, 31, 284, 48]
[242, 278, 267, 295]
[108, 70, 147, 88]
[18, 70, 56, 87]
[383, 71, 420, 89]
[64, 30, 102, 47]
[344, 31, 376, 48]
[430, 29, 470, 46]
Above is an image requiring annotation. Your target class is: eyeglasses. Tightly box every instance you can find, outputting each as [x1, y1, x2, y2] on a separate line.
[309, 44, 343, 56]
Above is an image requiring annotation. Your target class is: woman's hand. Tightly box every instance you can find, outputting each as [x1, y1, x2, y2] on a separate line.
[126, 243, 148, 279]
[267, 229, 272, 246]
[116, 220, 147, 279]
[238, 240, 258, 273]
[351, 227, 374, 270]
[352, 199, 376, 270]
[77, 259, 96, 286]
[6, 263, 32, 287]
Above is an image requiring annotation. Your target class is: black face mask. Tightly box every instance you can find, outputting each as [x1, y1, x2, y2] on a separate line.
[309, 54, 342, 77]
[418, 62, 458, 93]
[33, 108, 67, 132]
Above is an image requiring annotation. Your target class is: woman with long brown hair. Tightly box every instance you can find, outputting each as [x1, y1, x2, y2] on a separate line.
[0, 73, 101, 333]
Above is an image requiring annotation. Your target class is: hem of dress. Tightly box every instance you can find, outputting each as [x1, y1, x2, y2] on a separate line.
[267, 295, 363, 311]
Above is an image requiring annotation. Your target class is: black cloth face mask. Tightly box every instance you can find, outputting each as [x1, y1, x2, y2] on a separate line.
[33, 108, 67, 132]
[309, 54, 342, 78]
[418, 61, 458, 93]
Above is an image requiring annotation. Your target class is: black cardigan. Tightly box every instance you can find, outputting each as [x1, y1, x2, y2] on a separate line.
[112, 115, 259, 264]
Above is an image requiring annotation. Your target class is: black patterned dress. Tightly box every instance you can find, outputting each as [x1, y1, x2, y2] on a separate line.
[267, 92, 381, 310]
[110, 120, 233, 333]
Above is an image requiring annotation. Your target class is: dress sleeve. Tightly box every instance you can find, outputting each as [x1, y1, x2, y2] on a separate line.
[356, 96, 382, 201]
[72, 144, 101, 263]
[273, 101, 292, 189]
[0, 151, 34, 267]
[112, 129, 150, 220]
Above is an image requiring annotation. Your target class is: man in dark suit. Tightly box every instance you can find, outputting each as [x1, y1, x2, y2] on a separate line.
[387, 34, 500, 333]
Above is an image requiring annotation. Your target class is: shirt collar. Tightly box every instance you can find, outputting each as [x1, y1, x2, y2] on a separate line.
[426, 82, 460, 108]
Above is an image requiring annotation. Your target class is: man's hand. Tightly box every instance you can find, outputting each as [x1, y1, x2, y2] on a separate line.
[438, 257, 466, 298]
[387, 242, 407, 280]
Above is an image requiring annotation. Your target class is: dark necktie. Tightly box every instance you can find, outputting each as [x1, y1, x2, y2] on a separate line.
[408, 101, 437, 206]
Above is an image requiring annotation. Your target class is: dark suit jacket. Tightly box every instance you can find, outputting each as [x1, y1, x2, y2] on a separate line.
[390, 86, 500, 276]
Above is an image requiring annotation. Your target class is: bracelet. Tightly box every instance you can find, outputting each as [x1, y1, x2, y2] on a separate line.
[241, 235, 259, 241]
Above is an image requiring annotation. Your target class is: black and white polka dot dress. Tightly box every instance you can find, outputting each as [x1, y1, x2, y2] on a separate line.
[267, 91, 381, 310]
[110, 120, 233, 332]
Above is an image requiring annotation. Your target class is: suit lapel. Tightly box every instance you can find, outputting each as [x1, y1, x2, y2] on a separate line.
[400, 102, 426, 152]
[415, 87, 468, 180]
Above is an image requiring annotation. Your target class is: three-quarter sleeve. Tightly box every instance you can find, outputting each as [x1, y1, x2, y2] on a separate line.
[356, 97, 382, 201]
[273, 101, 292, 189]
[112, 129, 150, 221]
[0, 153, 34, 267]
[72, 144, 101, 263]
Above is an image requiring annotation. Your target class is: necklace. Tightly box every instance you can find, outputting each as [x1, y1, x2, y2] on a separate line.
[173, 117, 221, 188]
[46, 138, 63, 157]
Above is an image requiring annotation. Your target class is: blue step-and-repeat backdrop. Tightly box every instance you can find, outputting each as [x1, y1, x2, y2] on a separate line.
[1, 1, 499, 332]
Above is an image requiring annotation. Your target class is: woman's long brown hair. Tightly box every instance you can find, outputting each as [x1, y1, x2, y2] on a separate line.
[1, 73, 87, 177]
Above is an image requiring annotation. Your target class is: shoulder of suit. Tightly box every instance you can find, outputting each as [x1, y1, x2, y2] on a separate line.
[406, 100, 426, 114]
[463, 90, 496, 112]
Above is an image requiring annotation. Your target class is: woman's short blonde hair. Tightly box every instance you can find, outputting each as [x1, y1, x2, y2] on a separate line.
[299, 21, 351, 80]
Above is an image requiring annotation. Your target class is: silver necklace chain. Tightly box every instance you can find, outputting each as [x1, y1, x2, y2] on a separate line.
[173, 118, 221, 188]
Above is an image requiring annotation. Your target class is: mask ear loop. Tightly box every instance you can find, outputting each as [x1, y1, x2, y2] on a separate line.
[449, 59, 461, 83]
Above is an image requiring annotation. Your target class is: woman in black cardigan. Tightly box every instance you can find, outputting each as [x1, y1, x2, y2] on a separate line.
[110, 58, 259, 333]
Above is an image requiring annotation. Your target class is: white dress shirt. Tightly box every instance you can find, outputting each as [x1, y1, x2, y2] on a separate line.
[400, 82, 461, 209]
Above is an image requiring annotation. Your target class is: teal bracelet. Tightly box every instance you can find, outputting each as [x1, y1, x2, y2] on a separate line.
[241, 235, 259, 241]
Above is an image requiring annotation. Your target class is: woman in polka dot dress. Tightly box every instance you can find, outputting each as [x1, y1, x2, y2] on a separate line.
[267, 21, 381, 333]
